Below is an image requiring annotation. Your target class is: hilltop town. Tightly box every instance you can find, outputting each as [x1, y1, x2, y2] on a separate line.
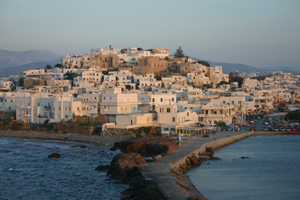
[0, 45, 299, 135]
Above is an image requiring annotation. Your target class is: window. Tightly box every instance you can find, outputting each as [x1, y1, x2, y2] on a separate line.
[164, 128, 169, 131]
[167, 108, 170, 113]
[65, 115, 68, 118]
[152, 98, 155, 102]
[160, 98, 163, 102]
[172, 117, 175, 122]
[172, 98, 174, 102]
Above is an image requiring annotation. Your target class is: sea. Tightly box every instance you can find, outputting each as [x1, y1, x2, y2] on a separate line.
[188, 134, 300, 200]
[0, 136, 128, 200]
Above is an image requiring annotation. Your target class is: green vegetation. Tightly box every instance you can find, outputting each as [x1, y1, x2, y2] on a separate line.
[45, 64, 52, 70]
[197, 60, 211, 67]
[210, 157, 221, 160]
[54, 64, 63, 68]
[216, 121, 226, 129]
[155, 75, 162, 81]
[217, 81, 230, 87]
[18, 76, 24, 87]
[64, 72, 78, 85]
[125, 85, 132, 90]
[202, 84, 213, 89]
[230, 77, 244, 88]
[285, 109, 300, 121]
[278, 103, 288, 112]
[250, 74, 272, 81]
[129, 126, 153, 137]
[174, 46, 185, 58]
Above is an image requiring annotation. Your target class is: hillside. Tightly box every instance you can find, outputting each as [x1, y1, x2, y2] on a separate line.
[0, 49, 62, 69]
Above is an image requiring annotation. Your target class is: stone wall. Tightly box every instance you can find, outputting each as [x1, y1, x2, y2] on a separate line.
[170, 132, 253, 171]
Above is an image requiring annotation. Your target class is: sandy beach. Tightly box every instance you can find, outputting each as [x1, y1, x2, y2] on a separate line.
[0, 130, 132, 148]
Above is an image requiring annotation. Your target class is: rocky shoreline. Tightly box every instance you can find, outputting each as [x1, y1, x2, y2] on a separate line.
[0, 129, 131, 148]
[2, 130, 296, 200]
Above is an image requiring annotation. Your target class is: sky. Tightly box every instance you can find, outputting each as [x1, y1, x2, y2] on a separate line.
[0, 0, 299, 69]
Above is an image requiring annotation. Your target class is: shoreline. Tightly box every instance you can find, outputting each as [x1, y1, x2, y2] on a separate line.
[2, 129, 300, 200]
[139, 131, 300, 200]
[0, 130, 132, 148]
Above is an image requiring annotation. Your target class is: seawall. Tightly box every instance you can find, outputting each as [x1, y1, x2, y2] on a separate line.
[139, 131, 253, 200]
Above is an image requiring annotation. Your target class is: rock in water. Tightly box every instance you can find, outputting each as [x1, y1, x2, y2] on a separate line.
[95, 165, 110, 171]
[107, 153, 146, 181]
[48, 153, 61, 159]
[241, 156, 249, 159]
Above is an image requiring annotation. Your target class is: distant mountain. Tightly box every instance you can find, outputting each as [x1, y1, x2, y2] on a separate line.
[262, 66, 300, 73]
[208, 61, 263, 74]
[0, 49, 62, 69]
[189, 57, 262, 74]
[0, 62, 54, 77]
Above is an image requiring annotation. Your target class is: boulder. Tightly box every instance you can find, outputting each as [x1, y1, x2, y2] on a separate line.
[121, 166, 165, 200]
[111, 138, 179, 157]
[107, 153, 146, 181]
[95, 165, 110, 171]
[48, 153, 61, 159]
[204, 147, 215, 157]
[241, 156, 249, 159]
[110, 141, 134, 152]
[188, 155, 201, 167]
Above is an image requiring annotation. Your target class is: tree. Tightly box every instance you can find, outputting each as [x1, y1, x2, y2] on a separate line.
[278, 103, 287, 112]
[174, 46, 185, 58]
[18, 76, 24, 87]
[45, 64, 52, 70]
[54, 64, 63, 68]
[285, 109, 300, 121]
[125, 85, 132, 90]
[216, 121, 227, 130]
[197, 60, 211, 67]
[231, 77, 244, 88]
[64, 72, 78, 85]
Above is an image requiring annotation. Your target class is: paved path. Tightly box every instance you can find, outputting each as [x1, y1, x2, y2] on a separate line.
[139, 131, 252, 200]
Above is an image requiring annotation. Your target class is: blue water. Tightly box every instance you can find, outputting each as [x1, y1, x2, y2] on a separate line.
[188, 135, 300, 200]
[0, 136, 127, 200]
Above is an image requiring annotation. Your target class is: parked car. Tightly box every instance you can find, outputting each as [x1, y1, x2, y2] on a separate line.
[243, 123, 250, 127]
[263, 121, 269, 125]
[274, 128, 279, 131]
[226, 125, 240, 131]
[262, 126, 269, 131]
[279, 127, 286, 131]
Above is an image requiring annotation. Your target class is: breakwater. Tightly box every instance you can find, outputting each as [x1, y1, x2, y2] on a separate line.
[139, 131, 253, 200]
